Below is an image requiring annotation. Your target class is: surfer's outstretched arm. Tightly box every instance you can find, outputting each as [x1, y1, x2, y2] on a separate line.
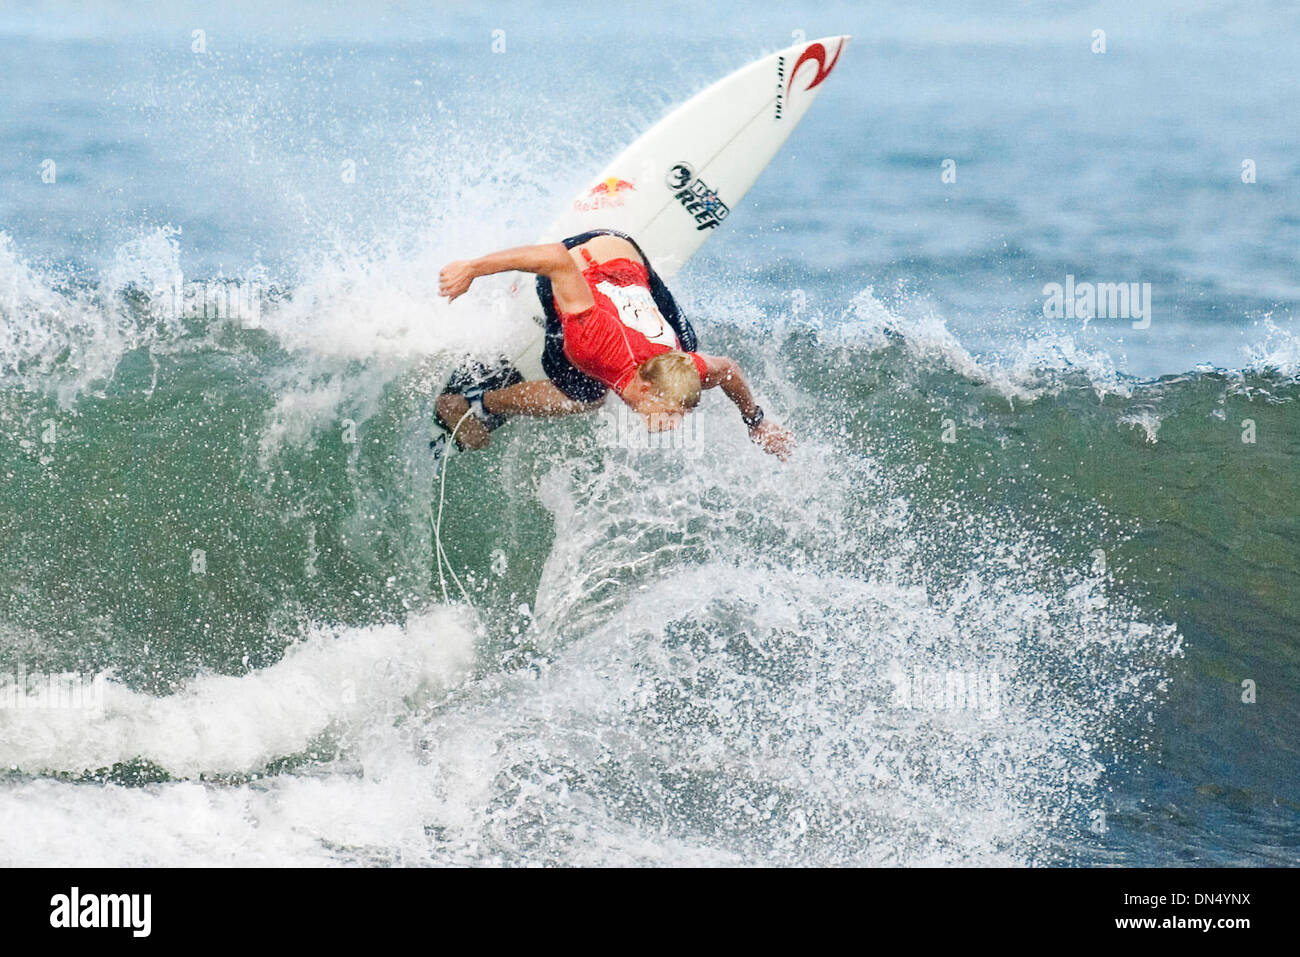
[439, 243, 595, 315]
[698, 354, 794, 460]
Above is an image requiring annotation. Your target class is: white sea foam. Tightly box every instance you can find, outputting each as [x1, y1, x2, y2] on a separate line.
[0, 228, 199, 403]
[1243, 316, 1300, 379]
[1118, 408, 1163, 444]
[827, 286, 1139, 404]
[0, 609, 475, 779]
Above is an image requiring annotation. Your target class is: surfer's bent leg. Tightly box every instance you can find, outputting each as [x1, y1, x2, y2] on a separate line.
[482, 380, 603, 417]
[436, 380, 603, 449]
[435, 392, 493, 449]
[441, 333, 606, 446]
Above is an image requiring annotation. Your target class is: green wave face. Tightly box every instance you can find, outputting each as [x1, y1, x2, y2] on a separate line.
[0, 287, 1296, 865]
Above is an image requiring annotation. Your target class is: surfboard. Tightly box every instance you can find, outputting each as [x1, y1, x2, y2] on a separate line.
[442, 34, 850, 396]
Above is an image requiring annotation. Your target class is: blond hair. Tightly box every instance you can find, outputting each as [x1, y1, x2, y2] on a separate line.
[636, 351, 702, 409]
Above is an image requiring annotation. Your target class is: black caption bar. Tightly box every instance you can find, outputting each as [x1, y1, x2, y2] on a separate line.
[0, 866, 1284, 944]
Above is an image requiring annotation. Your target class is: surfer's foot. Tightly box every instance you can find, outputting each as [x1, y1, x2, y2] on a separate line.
[436, 393, 492, 449]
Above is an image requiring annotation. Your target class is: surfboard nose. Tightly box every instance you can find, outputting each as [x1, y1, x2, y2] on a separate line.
[785, 35, 851, 94]
[804, 34, 851, 50]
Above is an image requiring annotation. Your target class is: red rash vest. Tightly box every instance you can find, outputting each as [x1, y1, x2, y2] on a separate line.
[554, 252, 707, 395]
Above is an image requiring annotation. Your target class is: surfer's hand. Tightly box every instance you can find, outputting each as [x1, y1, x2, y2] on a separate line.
[439, 260, 477, 302]
[750, 419, 793, 461]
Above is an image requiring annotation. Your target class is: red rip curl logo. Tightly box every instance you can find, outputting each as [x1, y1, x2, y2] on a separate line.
[786, 39, 844, 94]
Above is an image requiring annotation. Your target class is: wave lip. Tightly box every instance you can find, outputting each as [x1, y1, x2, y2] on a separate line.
[0, 609, 476, 778]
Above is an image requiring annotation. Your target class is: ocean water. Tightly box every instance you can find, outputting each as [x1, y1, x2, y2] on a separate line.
[0, 0, 1297, 866]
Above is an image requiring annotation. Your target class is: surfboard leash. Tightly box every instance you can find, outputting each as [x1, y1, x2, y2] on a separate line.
[433, 408, 474, 608]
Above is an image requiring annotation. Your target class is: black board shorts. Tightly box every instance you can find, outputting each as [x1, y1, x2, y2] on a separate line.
[537, 229, 699, 403]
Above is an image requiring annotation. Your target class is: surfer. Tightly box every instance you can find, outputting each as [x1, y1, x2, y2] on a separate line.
[436, 230, 793, 460]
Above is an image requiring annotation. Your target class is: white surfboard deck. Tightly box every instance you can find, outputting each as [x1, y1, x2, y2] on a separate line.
[469, 34, 849, 382]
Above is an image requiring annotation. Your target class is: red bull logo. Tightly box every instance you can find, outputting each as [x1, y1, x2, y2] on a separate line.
[574, 176, 636, 212]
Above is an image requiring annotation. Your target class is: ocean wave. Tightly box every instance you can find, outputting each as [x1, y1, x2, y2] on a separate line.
[0, 609, 475, 779]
